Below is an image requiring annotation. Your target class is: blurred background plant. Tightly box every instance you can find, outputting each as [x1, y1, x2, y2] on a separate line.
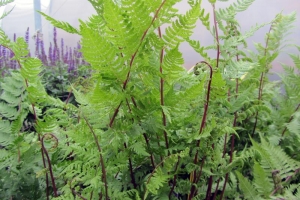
[0, 26, 91, 101]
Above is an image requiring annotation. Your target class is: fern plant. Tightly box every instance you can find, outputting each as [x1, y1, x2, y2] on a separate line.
[1, 0, 300, 199]
[234, 135, 300, 199]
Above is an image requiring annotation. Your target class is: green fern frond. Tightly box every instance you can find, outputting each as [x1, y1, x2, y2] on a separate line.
[122, 0, 152, 36]
[186, 38, 209, 60]
[236, 171, 260, 200]
[223, 60, 255, 79]
[222, 23, 268, 50]
[199, 8, 210, 31]
[290, 54, 300, 70]
[176, 74, 206, 105]
[251, 136, 300, 181]
[0, 0, 13, 21]
[103, 0, 140, 56]
[146, 165, 171, 195]
[153, 0, 181, 27]
[20, 57, 42, 80]
[163, 3, 200, 49]
[0, 0, 14, 6]
[38, 12, 80, 34]
[145, 148, 189, 196]
[0, 28, 11, 47]
[162, 46, 185, 83]
[216, 0, 255, 21]
[79, 20, 122, 69]
[286, 111, 300, 135]
[0, 5, 14, 20]
[217, 7, 236, 21]
[210, 69, 227, 100]
[0, 120, 13, 146]
[295, 184, 300, 199]
[88, 0, 104, 16]
[229, 85, 255, 113]
[129, 141, 150, 157]
[267, 12, 296, 51]
[253, 162, 272, 198]
[0, 101, 19, 120]
[237, 105, 270, 121]
[230, 0, 255, 12]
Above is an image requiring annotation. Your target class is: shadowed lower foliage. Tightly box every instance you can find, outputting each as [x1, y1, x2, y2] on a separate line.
[0, 0, 300, 199]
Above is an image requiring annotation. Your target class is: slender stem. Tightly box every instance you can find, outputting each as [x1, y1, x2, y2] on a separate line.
[65, 89, 73, 105]
[213, 89, 232, 200]
[143, 133, 156, 168]
[143, 153, 178, 199]
[193, 62, 213, 159]
[169, 175, 177, 199]
[131, 96, 137, 107]
[205, 144, 215, 199]
[188, 158, 206, 199]
[41, 134, 58, 197]
[40, 134, 50, 200]
[213, 181, 220, 200]
[126, 98, 132, 112]
[17, 95, 23, 163]
[197, 61, 213, 144]
[252, 25, 273, 135]
[206, 176, 214, 200]
[83, 115, 108, 199]
[104, 98, 136, 189]
[69, 178, 89, 200]
[124, 142, 137, 189]
[169, 157, 180, 198]
[90, 190, 94, 200]
[214, 29, 241, 199]
[212, 4, 220, 69]
[158, 26, 169, 154]
[129, 96, 156, 168]
[219, 79, 239, 200]
[109, 103, 122, 127]
[189, 61, 213, 199]
[109, 0, 167, 127]
[71, 189, 88, 200]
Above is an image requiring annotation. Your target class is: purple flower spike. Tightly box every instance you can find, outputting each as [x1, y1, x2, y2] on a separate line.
[49, 42, 53, 65]
[40, 39, 48, 65]
[25, 27, 29, 44]
[56, 47, 60, 62]
[0, 46, 3, 68]
[35, 31, 40, 57]
[64, 46, 69, 64]
[77, 42, 81, 50]
[53, 27, 57, 47]
[67, 48, 74, 73]
[9, 49, 15, 69]
[2, 47, 6, 67]
[61, 38, 64, 62]
[53, 45, 57, 64]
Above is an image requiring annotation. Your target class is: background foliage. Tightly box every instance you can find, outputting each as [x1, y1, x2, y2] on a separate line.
[0, 0, 300, 199]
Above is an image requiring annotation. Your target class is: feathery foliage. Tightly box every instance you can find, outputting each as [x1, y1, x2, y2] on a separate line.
[1, 0, 300, 199]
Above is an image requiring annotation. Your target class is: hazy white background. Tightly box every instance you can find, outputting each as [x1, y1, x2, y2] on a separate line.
[1, 0, 300, 72]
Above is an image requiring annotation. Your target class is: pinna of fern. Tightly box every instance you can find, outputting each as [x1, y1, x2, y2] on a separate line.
[1, 0, 300, 199]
